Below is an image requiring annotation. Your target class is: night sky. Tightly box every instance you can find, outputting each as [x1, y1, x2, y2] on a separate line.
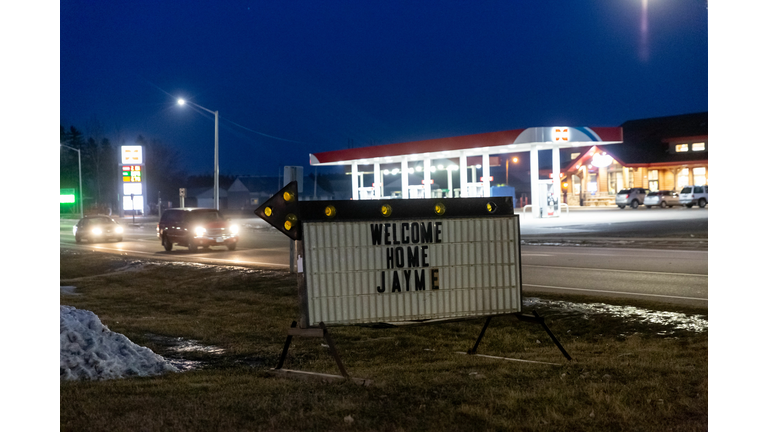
[60, 0, 708, 176]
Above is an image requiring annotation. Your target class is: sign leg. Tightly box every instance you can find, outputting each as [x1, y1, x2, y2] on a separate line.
[467, 316, 493, 355]
[276, 321, 297, 370]
[319, 322, 349, 378]
[516, 311, 572, 361]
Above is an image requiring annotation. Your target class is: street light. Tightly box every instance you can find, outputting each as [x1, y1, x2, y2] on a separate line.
[60, 143, 84, 218]
[177, 98, 220, 210]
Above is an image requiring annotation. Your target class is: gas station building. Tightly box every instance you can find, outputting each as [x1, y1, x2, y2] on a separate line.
[310, 126, 623, 218]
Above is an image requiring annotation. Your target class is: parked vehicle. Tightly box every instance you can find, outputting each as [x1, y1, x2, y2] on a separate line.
[615, 188, 649, 209]
[157, 208, 239, 252]
[73, 215, 124, 243]
[679, 185, 708, 208]
[644, 190, 681, 208]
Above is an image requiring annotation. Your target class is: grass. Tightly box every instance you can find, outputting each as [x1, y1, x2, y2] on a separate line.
[60, 249, 707, 431]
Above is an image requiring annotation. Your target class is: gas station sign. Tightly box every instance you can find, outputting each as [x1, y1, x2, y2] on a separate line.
[122, 165, 142, 182]
[121, 146, 143, 164]
[120, 146, 145, 213]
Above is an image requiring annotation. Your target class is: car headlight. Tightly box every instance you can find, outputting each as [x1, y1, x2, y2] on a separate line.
[194, 226, 207, 236]
[92, 227, 103, 235]
[229, 225, 239, 235]
[115, 226, 124, 234]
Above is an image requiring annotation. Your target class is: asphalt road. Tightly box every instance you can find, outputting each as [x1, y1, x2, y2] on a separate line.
[59, 207, 708, 308]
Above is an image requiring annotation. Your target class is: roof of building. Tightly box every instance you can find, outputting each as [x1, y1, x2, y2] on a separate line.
[310, 126, 623, 166]
[601, 112, 708, 167]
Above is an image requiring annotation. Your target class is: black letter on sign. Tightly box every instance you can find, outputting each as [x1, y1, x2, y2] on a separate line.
[377, 271, 385, 293]
[421, 245, 429, 267]
[431, 269, 440, 290]
[384, 224, 392, 245]
[407, 246, 420, 268]
[371, 224, 383, 246]
[386, 248, 394, 269]
[415, 269, 426, 290]
[421, 222, 433, 243]
[392, 223, 400, 245]
[435, 222, 443, 243]
[395, 247, 405, 268]
[410, 222, 420, 243]
[403, 270, 411, 291]
[392, 271, 401, 292]
[401, 223, 410, 244]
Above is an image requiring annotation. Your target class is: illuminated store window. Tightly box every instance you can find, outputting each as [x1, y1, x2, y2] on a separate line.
[692, 142, 706, 151]
[675, 144, 689, 152]
[693, 167, 707, 185]
[648, 170, 659, 192]
[678, 168, 689, 189]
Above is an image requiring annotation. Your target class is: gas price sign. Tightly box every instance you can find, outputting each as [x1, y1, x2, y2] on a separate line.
[256, 182, 522, 327]
[122, 165, 142, 182]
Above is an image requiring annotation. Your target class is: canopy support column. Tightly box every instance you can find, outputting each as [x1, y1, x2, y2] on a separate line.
[351, 162, 359, 200]
[482, 154, 490, 197]
[373, 163, 381, 198]
[530, 148, 539, 217]
[401, 160, 409, 199]
[552, 147, 560, 215]
[424, 158, 431, 198]
[459, 154, 467, 198]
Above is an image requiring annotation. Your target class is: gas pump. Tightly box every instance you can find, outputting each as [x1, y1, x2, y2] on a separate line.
[408, 185, 425, 199]
[537, 180, 560, 218]
[358, 187, 375, 200]
[466, 182, 484, 197]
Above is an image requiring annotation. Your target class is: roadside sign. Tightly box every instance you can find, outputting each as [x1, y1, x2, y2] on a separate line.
[256, 182, 522, 327]
[60, 188, 76, 204]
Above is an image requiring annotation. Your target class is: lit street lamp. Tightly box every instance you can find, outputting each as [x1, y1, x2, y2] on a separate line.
[60, 143, 84, 218]
[177, 98, 220, 210]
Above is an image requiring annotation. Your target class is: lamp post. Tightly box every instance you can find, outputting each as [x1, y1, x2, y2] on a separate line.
[177, 98, 219, 210]
[60, 143, 84, 218]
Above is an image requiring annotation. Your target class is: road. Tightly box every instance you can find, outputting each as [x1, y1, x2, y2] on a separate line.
[60, 207, 708, 308]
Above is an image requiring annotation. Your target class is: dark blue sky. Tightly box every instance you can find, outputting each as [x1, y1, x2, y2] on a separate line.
[60, 0, 708, 176]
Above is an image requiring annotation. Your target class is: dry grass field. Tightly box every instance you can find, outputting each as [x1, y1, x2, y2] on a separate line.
[60, 249, 707, 431]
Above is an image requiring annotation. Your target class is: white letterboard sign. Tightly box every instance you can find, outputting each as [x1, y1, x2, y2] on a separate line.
[302, 216, 522, 326]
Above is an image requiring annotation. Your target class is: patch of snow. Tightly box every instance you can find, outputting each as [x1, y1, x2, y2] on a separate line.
[60, 305, 178, 380]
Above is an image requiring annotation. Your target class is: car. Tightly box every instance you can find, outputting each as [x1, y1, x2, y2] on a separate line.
[615, 188, 649, 209]
[73, 215, 124, 243]
[157, 208, 239, 252]
[679, 185, 708, 208]
[644, 190, 681, 208]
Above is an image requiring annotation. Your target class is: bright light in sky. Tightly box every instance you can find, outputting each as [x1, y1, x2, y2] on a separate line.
[177, 98, 186, 106]
[640, 0, 649, 61]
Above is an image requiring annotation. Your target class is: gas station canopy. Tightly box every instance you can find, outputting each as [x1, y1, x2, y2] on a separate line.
[308, 126, 622, 218]
[310, 127, 622, 166]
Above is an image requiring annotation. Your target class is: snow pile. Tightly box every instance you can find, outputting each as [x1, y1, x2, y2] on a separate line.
[60, 305, 178, 380]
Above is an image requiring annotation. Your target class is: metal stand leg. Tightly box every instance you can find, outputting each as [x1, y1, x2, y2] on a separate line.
[467, 316, 493, 354]
[515, 311, 572, 361]
[273, 320, 357, 381]
[275, 321, 297, 370]
[532, 311, 572, 361]
[319, 322, 349, 378]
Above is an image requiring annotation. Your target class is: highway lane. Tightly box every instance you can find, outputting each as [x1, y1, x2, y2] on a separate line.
[60, 218, 708, 308]
[59, 218, 291, 268]
[521, 245, 707, 307]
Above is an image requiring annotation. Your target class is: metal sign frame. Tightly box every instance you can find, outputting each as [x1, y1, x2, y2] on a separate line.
[256, 182, 569, 381]
[256, 182, 523, 329]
